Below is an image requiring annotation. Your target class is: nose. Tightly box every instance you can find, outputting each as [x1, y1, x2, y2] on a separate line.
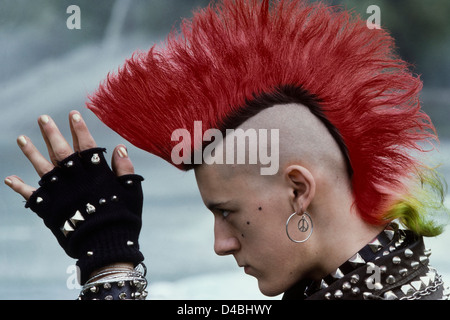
[213, 217, 241, 256]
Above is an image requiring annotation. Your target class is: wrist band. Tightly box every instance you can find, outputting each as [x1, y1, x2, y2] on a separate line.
[78, 263, 148, 300]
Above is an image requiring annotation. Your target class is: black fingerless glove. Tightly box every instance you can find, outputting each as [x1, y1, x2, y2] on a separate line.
[25, 147, 145, 284]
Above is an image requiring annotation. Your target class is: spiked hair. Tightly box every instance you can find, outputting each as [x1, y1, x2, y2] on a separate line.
[87, 0, 448, 235]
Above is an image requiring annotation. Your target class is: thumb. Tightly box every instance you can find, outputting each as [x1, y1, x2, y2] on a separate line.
[111, 145, 135, 176]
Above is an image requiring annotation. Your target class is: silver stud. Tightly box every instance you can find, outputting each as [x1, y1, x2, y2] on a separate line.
[424, 248, 432, 257]
[383, 291, 398, 300]
[118, 281, 125, 288]
[103, 283, 112, 290]
[363, 292, 372, 300]
[350, 274, 360, 284]
[324, 292, 331, 300]
[87, 251, 94, 256]
[386, 275, 396, 284]
[50, 176, 58, 183]
[419, 255, 429, 264]
[36, 197, 43, 204]
[126, 180, 133, 186]
[384, 229, 395, 241]
[404, 249, 413, 258]
[99, 198, 106, 205]
[380, 265, 387, 274]
[119, 292, 127, 300]
[127, 240, 134, 246]
[111, 195, 118, 202]
[351, 287, 360, 295]
[91, 153, 100, 164]
[104, 295, 113, 300]
[399, 268, 408, 276]
[70, 210, 84, 226]
[420, 276, 431, 287]
[331, 268, 344, 279]
[368, 238, 382, 253]
[401, 284, 414, 295]
[334, 290, 343, 299]
[348, 253, 365, 267]
[133, 292, 141, 299]
[86, 203, 96, 214]
[90, 286, 98, 293]
[342, 282, 351, 291]
[132, 280, 141, 287]
[65, 160, 74, 168]
[389, 245, 396, 252]
[61, 221, 74, 237]
[411, 280, 424, 291]
[426, 270, 436, 282]
[411, 261, 420, 269]
[392, 256, 401, 264]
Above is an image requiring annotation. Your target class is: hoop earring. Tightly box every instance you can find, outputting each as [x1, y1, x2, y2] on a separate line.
[286, 211, 313, 243]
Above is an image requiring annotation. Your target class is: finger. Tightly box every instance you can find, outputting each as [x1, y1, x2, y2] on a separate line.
[38, 115, 73, 165]
[111, 145, 135, 176]
[69, 112, 80, 152]
[17, 135, 54, 177]
[4, 175, 36, 200]
[69, 111, 97, 152]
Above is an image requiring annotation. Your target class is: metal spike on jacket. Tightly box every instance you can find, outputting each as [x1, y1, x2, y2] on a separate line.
[283, 224, 450, 300]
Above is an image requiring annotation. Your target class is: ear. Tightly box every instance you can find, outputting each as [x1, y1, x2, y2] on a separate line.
[284, 165, 316, 214]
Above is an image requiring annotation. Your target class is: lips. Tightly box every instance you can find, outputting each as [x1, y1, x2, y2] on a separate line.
[238, 260, 254, 275]
[239, 263, 252, 275]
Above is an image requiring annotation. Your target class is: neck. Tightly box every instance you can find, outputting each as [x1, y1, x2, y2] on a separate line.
[308, 185, 386, 281]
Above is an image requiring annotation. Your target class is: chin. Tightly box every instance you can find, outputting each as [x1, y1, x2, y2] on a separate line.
[257, 279, 288, 297]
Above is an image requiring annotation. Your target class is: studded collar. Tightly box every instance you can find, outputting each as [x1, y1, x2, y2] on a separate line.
[283, 224, 447, 300]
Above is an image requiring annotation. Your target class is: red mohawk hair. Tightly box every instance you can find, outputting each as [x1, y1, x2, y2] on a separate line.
[87, 0, 439, 227]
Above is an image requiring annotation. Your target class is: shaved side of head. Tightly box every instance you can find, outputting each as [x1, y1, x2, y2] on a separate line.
[200, 103, 350, 189]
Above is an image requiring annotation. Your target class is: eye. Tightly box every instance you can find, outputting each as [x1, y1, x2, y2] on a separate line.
[220, 209, 231, 219]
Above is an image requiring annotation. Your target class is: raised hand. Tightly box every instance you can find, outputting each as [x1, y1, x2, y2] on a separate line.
[4, 111, 146, 298]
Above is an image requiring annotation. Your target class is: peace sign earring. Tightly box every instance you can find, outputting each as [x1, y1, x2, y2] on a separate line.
[286, 211, 313, 243]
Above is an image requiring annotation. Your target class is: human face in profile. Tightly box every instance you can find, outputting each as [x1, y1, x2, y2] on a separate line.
[195, 161, 318, 297]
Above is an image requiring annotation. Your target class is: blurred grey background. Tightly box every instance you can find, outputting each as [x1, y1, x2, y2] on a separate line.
[0, 0, 449, 300]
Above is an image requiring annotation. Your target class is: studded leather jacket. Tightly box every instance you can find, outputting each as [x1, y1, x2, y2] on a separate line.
[283, 224, 450, 300]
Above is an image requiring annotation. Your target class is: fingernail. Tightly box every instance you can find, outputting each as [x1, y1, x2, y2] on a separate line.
[118, 146, 128, 158]
[72, 113, 81, 123]
[17, 135, 27, 147]
[4, 178, 12, 187]
[40, 115, 49, 124]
